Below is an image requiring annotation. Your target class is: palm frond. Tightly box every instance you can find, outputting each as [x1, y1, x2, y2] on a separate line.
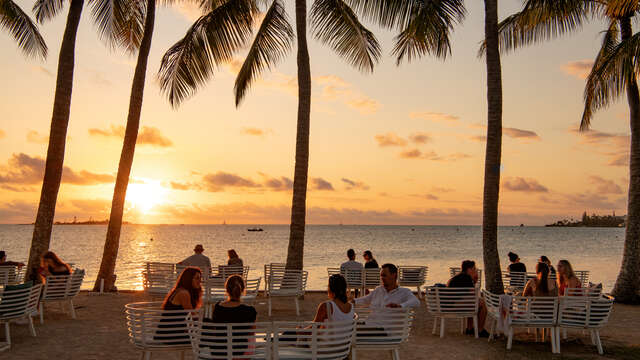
[32, 0, 65, 23]
[311, 0, 381, 72]
[113, 0, 146, 53]
[0, 0, 47, 59]
[158, 0, 257, 107]
[342, 0, 413, 29]
[479, 0, 601, 56]
[392, 0, 465, 64]
[235, 0, 293, 106]
[580, 20, 629, 130]
[605, 0, 639, 18]
[89, 0, 138, 50]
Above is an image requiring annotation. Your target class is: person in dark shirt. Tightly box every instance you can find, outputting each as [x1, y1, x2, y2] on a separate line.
[447, 260, 488, 337]
[508, 252, 527, 273]
[0, 251, 25, 267]
[363, 250, 379, 269]
[539, 255, 556, 275]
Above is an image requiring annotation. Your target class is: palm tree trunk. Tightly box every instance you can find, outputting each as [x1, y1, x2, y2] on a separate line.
[25, 0, 84, 282]
[285, 0, 311, 270]
[481, 0, 504, 294]
[612, 16, 640, 304]
[92, 0, 156, 292]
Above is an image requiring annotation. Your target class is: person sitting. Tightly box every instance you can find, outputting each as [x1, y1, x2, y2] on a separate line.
[354, 263, 419, 308]
[539, 255, 556, 275]
[363, 250, 379, 269]
[557, 259, 581, 295]
[447, 260, 489, 338]
[0, 251, 25, 267]
[156, 267, 203, 344]
[507, 252, 526, 273]
[341, 249, 363, 272]
[313, 274, 354, 323]
[523, 262, 558, 297]
[39, 251, 71, 281]
[178, 244, 211, 271]
[227, 249, 243, 267]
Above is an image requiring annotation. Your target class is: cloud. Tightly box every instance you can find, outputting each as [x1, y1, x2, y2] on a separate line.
[503, 127, 540, 140]
[409, 111, 459, 122]
[411, 194, 439, 200]
[562, 60, 594, 80]
[432, 186, 454, 193]
[341, 178, 370, 191]
[589, 176, 623, 194]
[169, 181, 200, 191]
[409, 132, 431, 144]
[375, 133, 407, 147]
[571, 128, 629, 167]
[398, 149, 470, 162]
[89, 125, 173, 147]
[262, 176, 293, 191]
[469, 135, 486, 142]
[399, 148, 423, 159]
[26, 130, 48, 144]
[315, 75, 380, 114]
[0, 153, 114, 188]
[503, 177, 549, 193]
[311, 177, 334, 191]
[561, 192, 626, 210]
[202, 172, 261, 192]
[241, 127, 269, 137]
[31, 65, 53, 78]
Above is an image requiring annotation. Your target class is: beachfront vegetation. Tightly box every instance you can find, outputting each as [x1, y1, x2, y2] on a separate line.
[0, 0, 47, 59]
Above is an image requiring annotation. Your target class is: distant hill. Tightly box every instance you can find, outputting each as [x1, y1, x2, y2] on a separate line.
[546, 211, 625, 227]
[52, 217, 131, 225]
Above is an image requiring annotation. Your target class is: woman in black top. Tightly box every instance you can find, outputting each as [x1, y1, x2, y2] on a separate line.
[39, 251, 71, 282]
[507, 252, 526, 272]
[363, 250, 379, 269]
[157, 267, 202, 344]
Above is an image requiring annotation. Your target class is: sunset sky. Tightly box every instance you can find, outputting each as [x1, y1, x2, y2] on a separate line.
[0, 1, 632, 225]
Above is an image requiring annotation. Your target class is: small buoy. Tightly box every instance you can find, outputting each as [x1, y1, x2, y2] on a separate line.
[150, 237, 153, 241]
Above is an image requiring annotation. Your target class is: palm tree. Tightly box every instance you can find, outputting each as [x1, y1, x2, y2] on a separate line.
[158, 0, 381, 270]
[92, 0, 152, 292]
[0, 0, 47, 59]
[495, 0, 640, 302]
[25, 0, 129, 282]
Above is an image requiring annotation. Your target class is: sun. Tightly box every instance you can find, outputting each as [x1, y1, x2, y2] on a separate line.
[126, 182, 167, 213]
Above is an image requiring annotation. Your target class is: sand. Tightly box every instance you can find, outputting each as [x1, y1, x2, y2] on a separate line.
[3, 291, 639, 359]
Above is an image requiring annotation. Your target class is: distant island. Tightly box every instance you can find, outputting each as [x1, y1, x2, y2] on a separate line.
[52, 217, 131, 225]
[546, 211, 625, 227]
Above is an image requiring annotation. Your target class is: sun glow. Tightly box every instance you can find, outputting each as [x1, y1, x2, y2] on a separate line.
[126, 182, 167, 213]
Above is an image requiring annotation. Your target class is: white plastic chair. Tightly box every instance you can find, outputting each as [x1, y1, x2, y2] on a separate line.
[267, 268, 308, 316]
[425, 286, 479, 338]
[203, 277, 262, 317]
[506, 296, 559, 353]
[264, 263, 286, 293]
[142, 262, 177, 295]
[125, 301, 198, 360]
[272, 319, 355, 360]
[39, 269, 85, 324]
[362, 268, 381, 294]
[0, 283, 42, 351]
[352, 307, 414, 360]
[501, 271, 528, 292]
[556, 294, 613, 355]
[398, 266, 428, 298]
[0, 266, 25, 286]
[574, 271, 590, 287]
[188, 318, 272, 359]
[207, 265, 251, 288]
[448, 267, 483, 289]
[327, 268, 363, 296]
[482, 290, 502, 341]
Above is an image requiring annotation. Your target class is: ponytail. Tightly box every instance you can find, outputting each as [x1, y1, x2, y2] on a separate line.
[225, 275, 245, 300]
[328, 274, 348, 303]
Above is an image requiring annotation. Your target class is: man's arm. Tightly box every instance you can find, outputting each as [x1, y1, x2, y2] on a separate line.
[399, 289, 420, 308]
[354, 288, 375, 306]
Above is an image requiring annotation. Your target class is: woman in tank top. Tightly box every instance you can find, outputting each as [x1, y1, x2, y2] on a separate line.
[156, 267, 202, 344]
[313, 274, 354, 323]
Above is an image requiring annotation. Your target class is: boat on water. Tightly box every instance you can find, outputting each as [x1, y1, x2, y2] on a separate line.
[247, 227, 264, 232]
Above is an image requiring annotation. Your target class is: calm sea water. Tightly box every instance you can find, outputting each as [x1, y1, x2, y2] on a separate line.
[0, 225, 626, 291]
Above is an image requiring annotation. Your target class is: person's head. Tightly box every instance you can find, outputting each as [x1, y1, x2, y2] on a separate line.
[164, 267, 202, 309]
[461, 260, 476, 277]
[194, 244, 204, 254]
[540, 256, 551, 265]
[0, 251, 6, 262]
[41, 251, 70, 271]
[228, 249, 238, 259]
[508, 252, 519, 263]
[557, 260, 575, 280]
[363, 250, 373, 262]
[328, 274, 348, 303]
[225, 274, 245, 301]
[380, 263, 398, 288]
[536, 262, 550, 294]
[347, 249, 356, 261]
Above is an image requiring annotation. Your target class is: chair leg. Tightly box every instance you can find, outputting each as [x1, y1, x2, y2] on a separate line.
[268, 297, 272, 317]
[473, 316, 479, 339]
[39, 302, 44, 324]
[550, 328, 556, 354]
[179, 350, 185, 360]
[351, 348, 357, 360]
[69, 300, 76, 319]
[139, 351, 145, 360]
[556, 327, 561, 354]
[144, 350, 151, 360]
[28, 316, 36, 337]
[295, 297, 300, 316]
[595, 330, 603, 355]
[432, 317, 438, 335]
[488, 317, 495, 342]
[507, 327, 514, 350]
[590, 330, 596, 345]
[460, 318, 465, 334]
[392, 349, 400, 360]
[562, 328, 567, 340]
[4, 322, 10, 346]
[440, 318, 445, 338]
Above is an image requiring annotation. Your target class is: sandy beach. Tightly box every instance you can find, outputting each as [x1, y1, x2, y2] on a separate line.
[3, 291, 639, 359]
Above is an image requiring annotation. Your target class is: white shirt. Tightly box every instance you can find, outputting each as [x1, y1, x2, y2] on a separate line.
[180, 253, 211, 269]
[340, 260, 364, 272]
[354, 285, 420, 308]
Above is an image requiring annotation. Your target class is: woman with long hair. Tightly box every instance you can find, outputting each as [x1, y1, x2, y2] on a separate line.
[312, 274, 354, 323]
[227, 249, 243, 267]
[523, 262, 557, 296]
[162, 267, 202, 310]
[557, 259, 581, 295]
[40, 251, 72, 279]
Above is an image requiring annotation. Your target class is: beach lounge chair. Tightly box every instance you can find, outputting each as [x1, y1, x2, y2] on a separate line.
[0, 283, 41, 351]
[39, 269, 85, 324]
[202, 277, 261, 317]
[272, 319, 356, 360]
[0, 265, 25, 286]
[352, 307, 414, 360]
[188, 319, 272, 359]
[556, 294, 613, 355]
[142, 262, 176, 296]
[125, 301, 197, 360]
[266, 268, 308, 317]
[398, 266, 428, 298]
[327, 267, 363, 296]
[425, 286, 479, 338]
[505, 296, 559, 353]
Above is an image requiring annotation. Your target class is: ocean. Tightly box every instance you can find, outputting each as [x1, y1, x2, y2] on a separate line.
[0, 224, 625, 291]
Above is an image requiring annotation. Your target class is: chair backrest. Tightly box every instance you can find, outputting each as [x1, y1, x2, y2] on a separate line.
[268, 269, 308, 297]
[42, 269, 85, 301]
[425, 286, 479, 315]
[273, 319, 356, 360]
[176, 264, 211, 278]
[502, 271, 528, 289]
[328, 267, 363, 288]
[574, 270, 590, 287]
[353, 307, 413, 345]
[565, 287, 602, 297]
[558, 295, 613, 329]
[189, 319, 272, 359]
[508, 296, 558, 327]
[245, 278, 261, 297]
[362, 268, 381, 290]
[264, 263, 286, 290]
[125, 301, 199, 349]
[143, 262, 177, 295]
[0, 265, 25, 286]
[481, 289, 502, 318]
[214, 265, 249, 280]
[398, 266, 428, 287]
[449, 267, 482, 288]
[0, 284, 42, 320]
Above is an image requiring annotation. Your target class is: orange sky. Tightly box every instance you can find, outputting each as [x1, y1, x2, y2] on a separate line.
[0, 1, 632, 225]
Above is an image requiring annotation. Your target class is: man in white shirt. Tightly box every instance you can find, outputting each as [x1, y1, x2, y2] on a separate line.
[178, 244, 211, 270]
[340, 249, 363, 272]
[354, 263, 420, 308]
